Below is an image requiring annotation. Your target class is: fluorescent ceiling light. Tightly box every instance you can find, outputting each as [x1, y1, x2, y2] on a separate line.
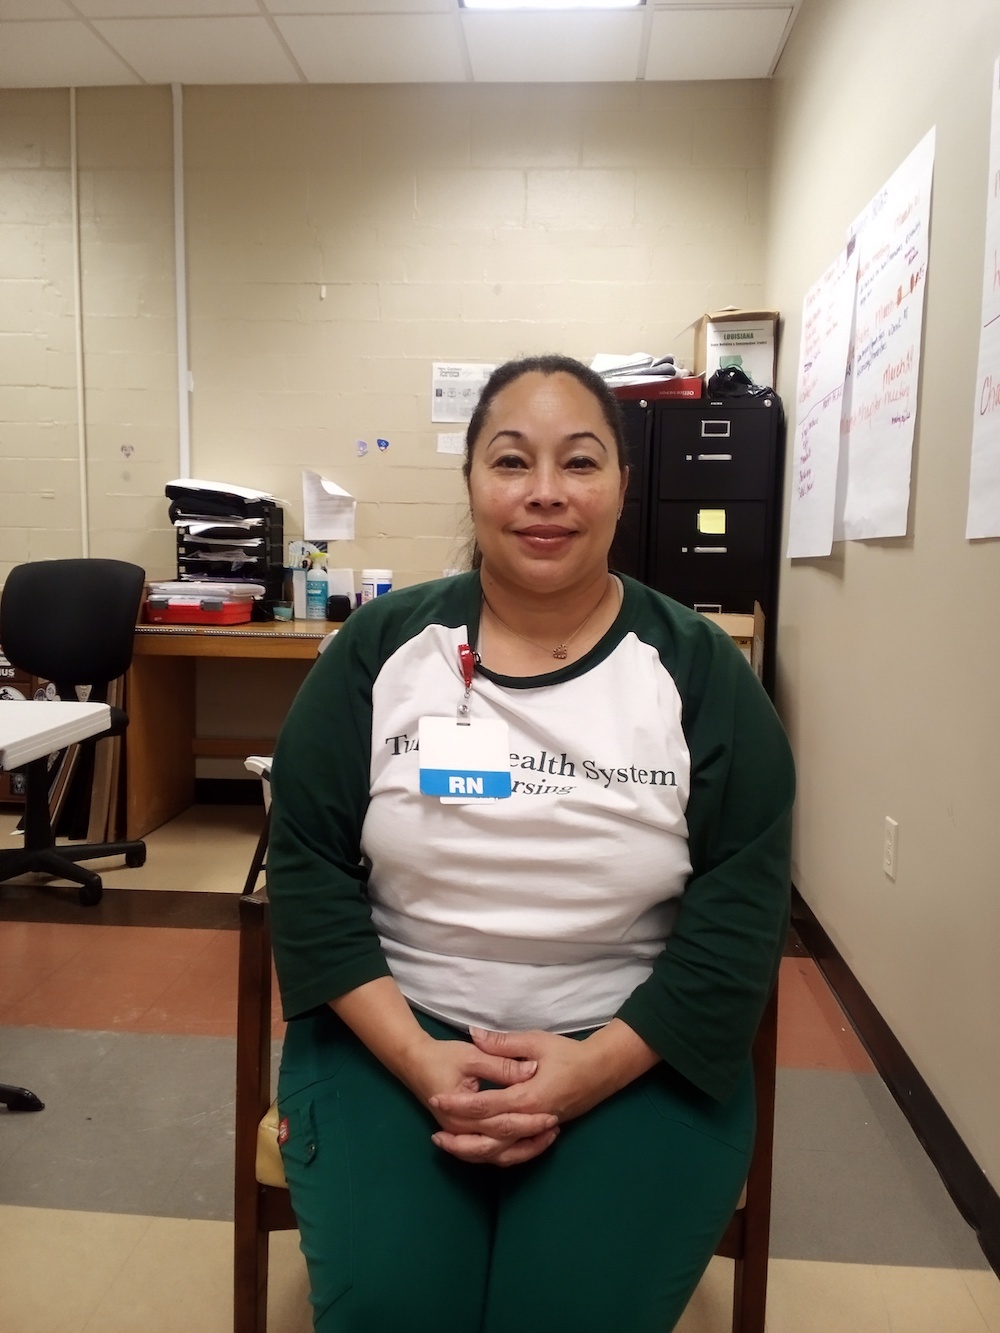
[462, 0, 643, 10]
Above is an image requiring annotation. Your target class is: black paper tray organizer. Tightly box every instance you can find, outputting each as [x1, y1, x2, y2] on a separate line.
[165, 481, 285, 613]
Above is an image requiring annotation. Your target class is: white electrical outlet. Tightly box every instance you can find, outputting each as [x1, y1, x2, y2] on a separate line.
[883, 817, 898, 880]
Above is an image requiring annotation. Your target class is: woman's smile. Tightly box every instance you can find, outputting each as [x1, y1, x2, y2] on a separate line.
[513, 523, 577, 550]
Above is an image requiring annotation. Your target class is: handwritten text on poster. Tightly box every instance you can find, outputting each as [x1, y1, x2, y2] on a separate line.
[836, 128, 936, 541]
[966, 60, 1000, 539]
[786, 245, 859, 558]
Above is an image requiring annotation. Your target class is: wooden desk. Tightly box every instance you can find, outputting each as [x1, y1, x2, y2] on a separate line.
[126, 621, 339, 839]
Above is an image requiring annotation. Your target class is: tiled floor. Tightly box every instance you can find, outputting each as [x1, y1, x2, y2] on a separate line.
[1, 804, 998, 1332]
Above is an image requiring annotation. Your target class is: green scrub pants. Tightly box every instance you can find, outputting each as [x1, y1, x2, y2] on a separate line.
[277, 1007, 754, 1333]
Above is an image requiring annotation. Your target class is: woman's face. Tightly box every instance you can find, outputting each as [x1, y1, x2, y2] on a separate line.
[467, 371, 627, 595]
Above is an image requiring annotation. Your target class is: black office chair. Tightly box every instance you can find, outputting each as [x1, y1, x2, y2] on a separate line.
[0, 558, 148, 906]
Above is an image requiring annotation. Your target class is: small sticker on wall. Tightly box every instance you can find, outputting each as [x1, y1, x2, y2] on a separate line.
[357, 440, 368, 457]
[376, 438, 390, 453]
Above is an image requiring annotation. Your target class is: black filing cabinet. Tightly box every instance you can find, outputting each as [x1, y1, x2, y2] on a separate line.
[609, 399, 652, 583]
[612, 392, 784, 691]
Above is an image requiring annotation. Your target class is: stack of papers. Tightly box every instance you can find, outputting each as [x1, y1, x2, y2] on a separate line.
[591, 353, 689, 382]
[165, 478, 277, 522]
[147, 581, 265, 601]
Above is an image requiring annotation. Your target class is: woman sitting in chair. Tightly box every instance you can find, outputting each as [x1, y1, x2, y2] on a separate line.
[267, 355, 794, 1333]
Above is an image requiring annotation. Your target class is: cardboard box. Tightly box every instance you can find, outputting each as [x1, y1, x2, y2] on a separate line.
[693, 309, 778, 389]
[701, 602, 765, 680]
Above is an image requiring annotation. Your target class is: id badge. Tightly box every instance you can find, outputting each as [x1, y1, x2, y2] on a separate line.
[418, 716, 512, 803]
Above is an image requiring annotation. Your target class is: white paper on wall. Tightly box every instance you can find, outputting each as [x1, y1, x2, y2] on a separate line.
[437, 432, 466, 455]
[966, 59, 1000, 540]
[302, 470, 356, 541]
[836, 128, 936, 541]
[786, 244, 860, 558]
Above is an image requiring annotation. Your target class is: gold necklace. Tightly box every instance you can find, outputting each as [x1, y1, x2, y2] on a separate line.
[481, 577, 616, 660]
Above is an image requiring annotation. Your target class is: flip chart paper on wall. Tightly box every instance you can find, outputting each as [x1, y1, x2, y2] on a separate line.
[966, 60, 1000, 539]
[302, 470, 356, 541]
[786, 245, 859, 558]
[836, 128, 936, 541]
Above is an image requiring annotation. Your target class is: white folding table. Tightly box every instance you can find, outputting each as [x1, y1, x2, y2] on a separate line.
[0, 701, 112, 1113]
[0, 701, 112, 771]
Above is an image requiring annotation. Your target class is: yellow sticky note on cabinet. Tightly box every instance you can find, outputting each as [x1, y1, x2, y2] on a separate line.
[697, 508, 727, 534]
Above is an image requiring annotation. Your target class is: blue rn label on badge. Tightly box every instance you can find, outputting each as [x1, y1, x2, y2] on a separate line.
[418, 716, 512, 802]
[419, 769, 512, 798]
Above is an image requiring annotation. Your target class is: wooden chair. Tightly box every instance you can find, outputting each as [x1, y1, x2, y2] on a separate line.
[233, 887, 778, 1333]
[234, 888, 295, 1333]
[715, 984, 778, 1333]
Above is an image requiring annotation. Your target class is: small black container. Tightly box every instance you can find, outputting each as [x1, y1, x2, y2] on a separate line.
[326, 594, 353, 622]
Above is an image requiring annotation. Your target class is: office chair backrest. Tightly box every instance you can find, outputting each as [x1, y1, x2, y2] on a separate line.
[0, 558, 146, 698]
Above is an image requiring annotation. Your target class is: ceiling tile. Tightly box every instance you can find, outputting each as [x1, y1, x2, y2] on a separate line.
[645, 8, 792, 80]
[463, 12, 644, 83]
[649, 0, 785, 6]
[0, 0, 74, 16]
[0, 20, 139, 86]
[90, 17, 302, 83]
[266, 0, 452, 12]
[275, 14, 466, 83]
[75, 1, 257, 14]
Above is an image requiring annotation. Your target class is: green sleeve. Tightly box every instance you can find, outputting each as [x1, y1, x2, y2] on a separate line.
[267, 612, 392, 1020]
[615, 619, 794, 1103]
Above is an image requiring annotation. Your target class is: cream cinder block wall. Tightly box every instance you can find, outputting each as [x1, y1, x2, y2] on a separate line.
[0, 91, 81, 570]
[3, 81, 770, 587]
[0, 88, 178, 582]
[77, 88, 178, 575]
[766, 0, 1000, 1189]
[183, 81, 771, 586]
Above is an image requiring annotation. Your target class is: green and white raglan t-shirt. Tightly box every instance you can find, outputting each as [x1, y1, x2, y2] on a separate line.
[268, 572, 794, 1103]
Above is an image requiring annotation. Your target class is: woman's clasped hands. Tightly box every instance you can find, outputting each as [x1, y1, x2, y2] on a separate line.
[414, 1022, 656, 1168]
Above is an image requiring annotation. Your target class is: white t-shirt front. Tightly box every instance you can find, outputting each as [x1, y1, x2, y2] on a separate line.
[361, 621, 693, 1034]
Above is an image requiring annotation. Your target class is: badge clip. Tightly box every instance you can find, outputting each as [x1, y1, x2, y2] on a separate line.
[457, 642, 476, 725]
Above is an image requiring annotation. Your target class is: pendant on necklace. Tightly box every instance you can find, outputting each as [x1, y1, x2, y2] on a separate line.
[552, 645, 568, 660]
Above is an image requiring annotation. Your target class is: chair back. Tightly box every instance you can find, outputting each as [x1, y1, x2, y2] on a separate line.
[0, 559, 145, 700]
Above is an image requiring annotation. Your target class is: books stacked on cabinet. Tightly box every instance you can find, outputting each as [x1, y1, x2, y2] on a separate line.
[593, 352, 703, 400]
[164, 479, 284, 620]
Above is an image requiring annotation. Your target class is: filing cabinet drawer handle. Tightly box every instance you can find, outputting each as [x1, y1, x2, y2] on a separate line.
[694, 453, 733, 462]
[693, 546, 729, 554]
[700, 421, 732, 438]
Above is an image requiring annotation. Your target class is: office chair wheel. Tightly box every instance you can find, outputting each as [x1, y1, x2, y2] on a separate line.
[125, 846, 146, 868]
[79, 882, 103, 907]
